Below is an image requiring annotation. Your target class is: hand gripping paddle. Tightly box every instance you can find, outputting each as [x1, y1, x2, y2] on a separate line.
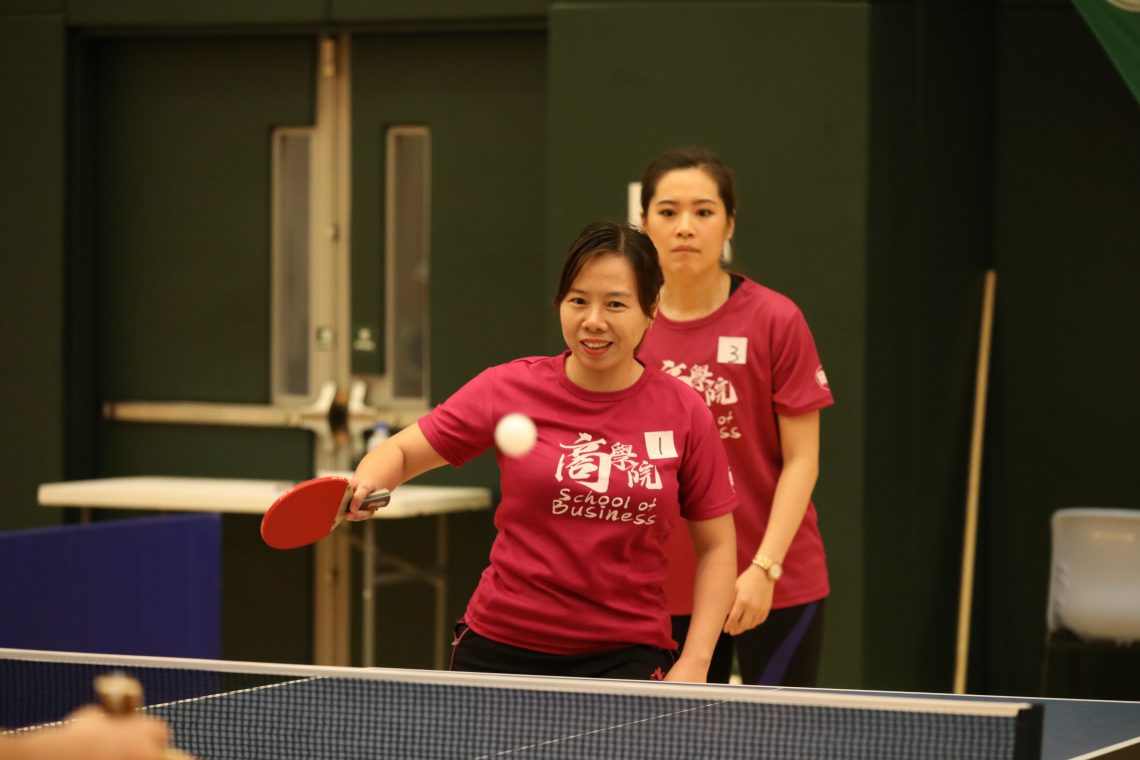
[260, 476, 391, 549]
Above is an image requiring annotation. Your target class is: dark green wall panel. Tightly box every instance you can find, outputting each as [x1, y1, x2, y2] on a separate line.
[549, 1, 870, 687]
[83, 37, 316, 663]
[92, 37, 314, 404]
[863, 4, 996, 693]
[96, 426, 312, 480]
[982, 3, 1140, 696]
[0, 16, 65, 531]
[351, 32, 549, 387]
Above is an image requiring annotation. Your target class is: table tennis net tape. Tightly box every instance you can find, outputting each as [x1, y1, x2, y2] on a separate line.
[1, 655, 1032, 760]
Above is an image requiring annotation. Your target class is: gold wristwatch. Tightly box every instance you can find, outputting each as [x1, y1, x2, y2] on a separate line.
[751, 554, 783, 582]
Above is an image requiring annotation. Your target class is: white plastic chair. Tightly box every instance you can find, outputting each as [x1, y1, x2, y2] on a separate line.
[1041, 508, 1140, 696]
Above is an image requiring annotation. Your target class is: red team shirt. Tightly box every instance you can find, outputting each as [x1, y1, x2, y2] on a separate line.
[639, 275, 835, 613]
[418, 352, 737, 655]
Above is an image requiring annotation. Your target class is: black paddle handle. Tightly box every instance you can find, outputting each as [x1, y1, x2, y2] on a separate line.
[362, 489, 391, 509]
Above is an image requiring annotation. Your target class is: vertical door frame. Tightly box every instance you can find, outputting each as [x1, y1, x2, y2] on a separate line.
[310, 33, 355, 666]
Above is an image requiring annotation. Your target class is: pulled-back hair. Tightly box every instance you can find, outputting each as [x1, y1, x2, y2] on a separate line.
[639, 146, 736, 217]
[553, 220, 663, 318]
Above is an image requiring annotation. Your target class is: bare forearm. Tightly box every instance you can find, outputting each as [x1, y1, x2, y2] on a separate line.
[352, 423, 444, 491]
[347, 423, 447, 515]
[684, 545, 736, 662]
[754, 456, 818, 562]
[723, 411, 821, 635]
[724, 462, 815, 636]
[754, 412, 821, 564]
[680, 514, 737, 663]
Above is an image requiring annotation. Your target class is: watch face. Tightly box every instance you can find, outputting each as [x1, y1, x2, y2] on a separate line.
[768, 563, 783, 581]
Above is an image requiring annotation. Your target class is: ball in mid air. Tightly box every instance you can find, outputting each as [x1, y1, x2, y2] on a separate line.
[494, 413, 537, 457]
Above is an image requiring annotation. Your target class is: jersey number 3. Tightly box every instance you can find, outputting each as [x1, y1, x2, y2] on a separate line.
[717, 336, 748, 365]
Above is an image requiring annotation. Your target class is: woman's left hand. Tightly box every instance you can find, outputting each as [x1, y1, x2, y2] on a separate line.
[722, 566, 774, 635]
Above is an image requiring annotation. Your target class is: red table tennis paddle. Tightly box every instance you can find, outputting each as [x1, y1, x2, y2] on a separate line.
[260, 476, 390, 550]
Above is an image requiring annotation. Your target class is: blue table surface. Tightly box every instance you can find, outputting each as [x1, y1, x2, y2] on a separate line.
[802, 687, 1140, 759]
[143, 676, 1140, 760]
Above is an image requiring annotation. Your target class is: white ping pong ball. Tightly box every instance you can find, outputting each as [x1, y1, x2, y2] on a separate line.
[495, 413, 537, 457]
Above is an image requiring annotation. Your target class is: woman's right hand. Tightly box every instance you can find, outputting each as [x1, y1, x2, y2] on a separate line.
[345, 480, 383, 521]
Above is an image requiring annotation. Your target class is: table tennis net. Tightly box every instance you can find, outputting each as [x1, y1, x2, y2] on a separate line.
[2, 648, 1042, 760]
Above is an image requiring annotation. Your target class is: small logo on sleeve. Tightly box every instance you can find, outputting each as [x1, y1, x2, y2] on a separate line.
[815, 365, 830, 390]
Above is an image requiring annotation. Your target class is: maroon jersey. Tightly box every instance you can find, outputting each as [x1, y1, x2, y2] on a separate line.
[419, 352, 736, 654]
[640, 275, 834, 611]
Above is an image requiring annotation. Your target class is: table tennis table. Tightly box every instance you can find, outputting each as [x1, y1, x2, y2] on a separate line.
[36, 476, 492, 669]
[3, 647, 1139, 759]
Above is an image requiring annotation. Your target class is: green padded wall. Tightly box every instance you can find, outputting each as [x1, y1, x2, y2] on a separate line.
[980, 1, 1140, 696]
[0, 14, 66, 531]
[863, 4, 996, 692]
[548, 2, 871, 687]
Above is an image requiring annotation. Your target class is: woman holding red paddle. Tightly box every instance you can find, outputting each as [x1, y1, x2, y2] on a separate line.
[347, 220, 737, 683]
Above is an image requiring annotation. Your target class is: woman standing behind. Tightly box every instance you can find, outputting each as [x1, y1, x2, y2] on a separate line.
[638, 147, 835, 686]
[348, 220, 737, 683]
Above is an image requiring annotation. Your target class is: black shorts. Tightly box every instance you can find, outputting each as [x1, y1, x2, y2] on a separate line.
[451, 623, 676, 681]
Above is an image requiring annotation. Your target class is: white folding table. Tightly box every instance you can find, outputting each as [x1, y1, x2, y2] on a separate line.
[37, 475, 492, 669]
